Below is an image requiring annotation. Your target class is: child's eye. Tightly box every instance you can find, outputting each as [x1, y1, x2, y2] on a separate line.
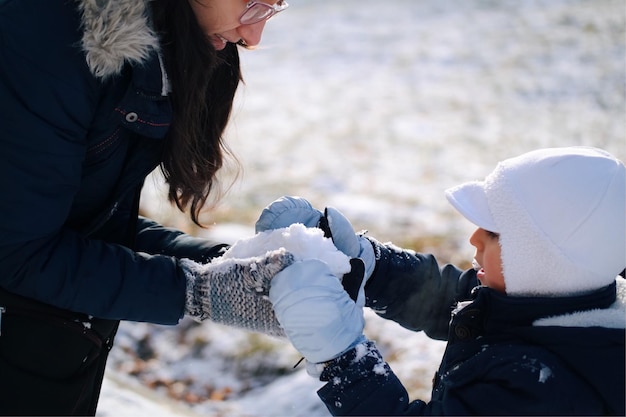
[486, 231, 500, 239]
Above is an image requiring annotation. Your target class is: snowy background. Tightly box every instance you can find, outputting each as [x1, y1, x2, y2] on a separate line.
[99, 1, 625, 415]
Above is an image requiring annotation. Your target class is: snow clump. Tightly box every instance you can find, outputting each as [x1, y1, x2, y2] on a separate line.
[221, 223, 352, 278]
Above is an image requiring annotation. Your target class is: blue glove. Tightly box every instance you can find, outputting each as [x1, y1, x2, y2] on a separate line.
[255, 196, 322, 233]
[269, 259, 366, 364]
[256, 196, 376, 280]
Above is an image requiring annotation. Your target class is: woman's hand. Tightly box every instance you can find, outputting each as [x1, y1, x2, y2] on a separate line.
[180, 249, 295, 336]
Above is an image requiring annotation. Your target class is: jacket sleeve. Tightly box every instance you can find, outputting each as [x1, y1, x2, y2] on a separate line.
[364, 237, 478, 340]
[317, 341, 436, 416]
[135, 216, 230, 263]
[317, 342, 585, 416]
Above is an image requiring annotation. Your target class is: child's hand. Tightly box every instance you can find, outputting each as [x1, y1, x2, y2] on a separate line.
[269, 259, 366, 364]
[255, 196, 323, 232]
[256, 196, 376, 281]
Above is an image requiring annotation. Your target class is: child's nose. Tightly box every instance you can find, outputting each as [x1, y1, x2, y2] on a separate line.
[469, 228, 482, 249]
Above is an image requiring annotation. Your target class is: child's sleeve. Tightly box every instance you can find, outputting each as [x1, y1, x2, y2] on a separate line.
[363, 237, 478, 341]
[317, 339, 426, 416]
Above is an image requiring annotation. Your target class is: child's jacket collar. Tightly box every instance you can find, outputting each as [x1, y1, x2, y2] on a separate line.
[450, 279, 620, 342]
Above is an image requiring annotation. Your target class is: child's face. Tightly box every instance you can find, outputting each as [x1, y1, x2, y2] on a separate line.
[469, 228, 505, 293]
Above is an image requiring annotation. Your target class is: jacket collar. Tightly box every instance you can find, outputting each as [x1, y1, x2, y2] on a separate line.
[534, 277, 626, 329]
[76, 0, 160, 80]
[453, 280, 620, 334]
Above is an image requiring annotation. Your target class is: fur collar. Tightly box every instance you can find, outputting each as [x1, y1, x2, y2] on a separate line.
[534, 277, 626, 329]
[76, 0, 160, 79]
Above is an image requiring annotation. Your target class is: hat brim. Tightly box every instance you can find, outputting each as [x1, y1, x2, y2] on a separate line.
[445, 181, 499, 233]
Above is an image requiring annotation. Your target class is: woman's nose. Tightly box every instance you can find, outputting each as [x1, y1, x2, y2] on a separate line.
[237, 20, 267, 47]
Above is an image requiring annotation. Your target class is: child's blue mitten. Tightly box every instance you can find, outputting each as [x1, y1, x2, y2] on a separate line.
[256, 196, 376, 281]
[269, 259, 366, 364]
[255, 196, 323, 232]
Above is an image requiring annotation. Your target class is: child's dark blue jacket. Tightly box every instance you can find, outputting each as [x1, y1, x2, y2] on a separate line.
[317, 242, 626, 415]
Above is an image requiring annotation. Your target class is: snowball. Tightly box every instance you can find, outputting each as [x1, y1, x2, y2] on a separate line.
[221, 224, 351, 278]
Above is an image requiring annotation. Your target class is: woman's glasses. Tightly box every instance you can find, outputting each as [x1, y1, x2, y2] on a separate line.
[239, 0, 289, 25]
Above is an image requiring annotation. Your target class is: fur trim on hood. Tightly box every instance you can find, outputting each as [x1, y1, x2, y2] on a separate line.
[76, 0, 160, 79]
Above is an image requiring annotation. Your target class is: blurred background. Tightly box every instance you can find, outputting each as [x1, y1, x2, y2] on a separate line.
[101, 1, 625, 415]
[142, 0, 625, 264]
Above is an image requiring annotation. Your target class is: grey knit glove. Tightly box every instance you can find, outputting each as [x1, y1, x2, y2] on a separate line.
[181, 248, 295, 336]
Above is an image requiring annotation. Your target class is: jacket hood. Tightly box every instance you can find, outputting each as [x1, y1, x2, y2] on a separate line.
[77, 0, 160, 79]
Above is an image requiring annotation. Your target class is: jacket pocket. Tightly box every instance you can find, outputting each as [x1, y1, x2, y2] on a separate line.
[0, 306, 106, 380]
[84, 128, 124, 168]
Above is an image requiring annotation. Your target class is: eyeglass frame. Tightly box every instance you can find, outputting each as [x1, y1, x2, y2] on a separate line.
[239, 0, 289, 25]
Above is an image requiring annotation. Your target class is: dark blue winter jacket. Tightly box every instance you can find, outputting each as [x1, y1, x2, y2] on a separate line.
[0, 0, 227, 323]
[319, 242, 626, 415]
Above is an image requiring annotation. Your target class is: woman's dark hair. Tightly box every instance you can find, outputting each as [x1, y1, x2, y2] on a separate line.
[152, 0, 242, 226]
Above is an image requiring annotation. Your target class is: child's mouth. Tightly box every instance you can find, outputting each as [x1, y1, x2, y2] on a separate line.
[472, 259, 481, 271]
[472, 259, 485, 280]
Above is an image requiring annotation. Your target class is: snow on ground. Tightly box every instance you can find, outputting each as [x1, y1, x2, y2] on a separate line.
[100, 1, 625, 415]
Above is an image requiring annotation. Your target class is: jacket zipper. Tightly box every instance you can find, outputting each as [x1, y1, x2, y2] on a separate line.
[0, 306, 5, 336]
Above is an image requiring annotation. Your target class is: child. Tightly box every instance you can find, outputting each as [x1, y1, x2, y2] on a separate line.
[259, 146, 626, 415]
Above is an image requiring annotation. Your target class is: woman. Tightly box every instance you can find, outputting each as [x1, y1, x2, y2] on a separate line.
[0, 0, 290, 414]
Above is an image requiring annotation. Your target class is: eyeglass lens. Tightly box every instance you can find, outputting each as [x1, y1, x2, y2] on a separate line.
[240, 1, 288, 25]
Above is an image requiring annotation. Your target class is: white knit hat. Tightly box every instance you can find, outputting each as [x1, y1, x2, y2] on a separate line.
[445, 146, 626, 296]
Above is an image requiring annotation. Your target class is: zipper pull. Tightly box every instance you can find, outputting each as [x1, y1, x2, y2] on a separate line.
[0, 307, 5, 336]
